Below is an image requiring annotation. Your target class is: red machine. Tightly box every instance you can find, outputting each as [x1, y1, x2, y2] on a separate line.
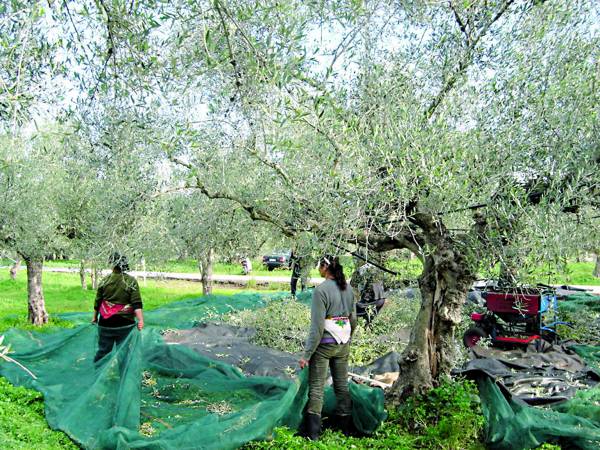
[463, 288, 567, 348]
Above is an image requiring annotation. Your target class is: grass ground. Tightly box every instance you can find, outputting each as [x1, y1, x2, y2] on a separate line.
[0, 270, 245, 333]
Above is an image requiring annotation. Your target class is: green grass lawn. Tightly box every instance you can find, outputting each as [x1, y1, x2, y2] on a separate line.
[543, 261, 600, 286]
[0, 270, 247, 333]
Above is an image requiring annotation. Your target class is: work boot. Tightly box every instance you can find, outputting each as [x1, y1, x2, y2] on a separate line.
[304, 412, 321, 441]
[336, 414, 356, 437]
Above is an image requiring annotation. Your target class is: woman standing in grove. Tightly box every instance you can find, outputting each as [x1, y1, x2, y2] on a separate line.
[299, 255, 357, 440]
[91, 253, 144, 363]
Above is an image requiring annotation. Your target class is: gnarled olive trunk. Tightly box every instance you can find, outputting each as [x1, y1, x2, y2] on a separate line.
[24, 258, 48, 325]
[199, 248, 214, 296]
[9, 258, 21, 280]
[388, 242, 473, 403]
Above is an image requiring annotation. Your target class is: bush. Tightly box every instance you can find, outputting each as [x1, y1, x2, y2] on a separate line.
[222, 292, 420, 365]
[0, 377, 77, 449]
[244, 378, 485, 450]
[395, 378, 485, 449]
[556, 307, 600, 344]
[224, 297, 311, 353]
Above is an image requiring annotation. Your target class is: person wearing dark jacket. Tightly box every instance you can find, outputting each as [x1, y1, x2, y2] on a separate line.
[92, 253, 144, 363]
[290, 251, 303, 297]
[298, 255, 357, 440]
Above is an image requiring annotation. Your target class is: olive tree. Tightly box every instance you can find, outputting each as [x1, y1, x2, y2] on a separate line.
[153, 192, 275, 294]
[42, 0, 600, 396]
[0, 130, 73, 325]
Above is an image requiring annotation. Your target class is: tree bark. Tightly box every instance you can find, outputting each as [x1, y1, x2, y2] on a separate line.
[140, 256, 147, 286]
[387, 232, 474, 403]
[91, 263, 100, 290]
[79, 259, 87, 290]
[594, 253, 600, 278]
[9, 258, 21, 280]
[24, 258, 48, 326]
[199, 248, 215, 296]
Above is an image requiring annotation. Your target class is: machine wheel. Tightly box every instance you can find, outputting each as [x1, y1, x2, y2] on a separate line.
[267, 266, 274, 272]
[463, 327, 488, 348]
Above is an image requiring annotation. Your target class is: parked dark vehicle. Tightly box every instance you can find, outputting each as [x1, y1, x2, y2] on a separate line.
[262, 250, 291, 271]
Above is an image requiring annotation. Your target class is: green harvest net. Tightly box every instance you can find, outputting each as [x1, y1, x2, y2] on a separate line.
[0, 291, 386, 449]
[472, 292, 600, 450]
[559, 292, 600, 314]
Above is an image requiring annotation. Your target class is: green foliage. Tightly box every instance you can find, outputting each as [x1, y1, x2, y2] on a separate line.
[395, 379, 485, 449]
[224, 292, 419, 365]
[0, 377, 77, 449]
[556, 307, 600, 344]
[349, 296, 419, 366]
[536, 444, 562, 450]
[225, 297, 311, 353]
[245, 378, 485, 450]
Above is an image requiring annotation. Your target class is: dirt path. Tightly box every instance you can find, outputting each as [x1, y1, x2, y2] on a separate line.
[7, 266, 600, 293]
[41, 267, 324, 287]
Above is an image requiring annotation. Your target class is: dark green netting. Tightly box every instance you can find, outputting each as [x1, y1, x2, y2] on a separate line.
[476, 375, 600, 450]
[559, 292, 600, 313]
[570, 344, 600, 371]
[475, 292, 600, 449]
[0, 292, 386, 449]
[58, 291, 309, 329]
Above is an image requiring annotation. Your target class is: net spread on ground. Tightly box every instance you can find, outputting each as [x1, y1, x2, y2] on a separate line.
[0, 291, 386, 449]
[1, 291, 600, 449]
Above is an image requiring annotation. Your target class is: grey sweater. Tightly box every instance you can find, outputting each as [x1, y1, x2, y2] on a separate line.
[303, 279, 357, 360]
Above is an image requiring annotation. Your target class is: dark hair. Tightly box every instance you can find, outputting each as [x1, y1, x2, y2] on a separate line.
[320, 255, 347, 290]
[109, 252, 130, 272]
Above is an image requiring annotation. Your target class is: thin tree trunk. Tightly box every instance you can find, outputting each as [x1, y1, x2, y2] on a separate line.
[91, 263, 100, 290]
[594, 253, 600, 278]
[199, 248, 214, 296]
[140, 256, 147, 286]
[9, 258, 21, 280]
[24, 257, 48, 326]
[388, 239, 473, 403]
[79, 259, 87, 290]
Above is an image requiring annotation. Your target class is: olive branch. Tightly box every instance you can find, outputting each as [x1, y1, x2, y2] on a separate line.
[0, 335, 37, 379]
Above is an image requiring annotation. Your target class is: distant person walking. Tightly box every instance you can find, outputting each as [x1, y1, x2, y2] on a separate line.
[241, 257, 252, 275]
[290, 251, 303, 297]
[299, 255, 357, 440]
[92, 253, 144, 363]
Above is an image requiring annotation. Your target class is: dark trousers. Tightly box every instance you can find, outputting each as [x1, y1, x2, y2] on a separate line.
[356, 298, 385, 325]
[94, 324, 135, 363]
[307, 343, 352, 416]
[291, 275, 300, 296]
